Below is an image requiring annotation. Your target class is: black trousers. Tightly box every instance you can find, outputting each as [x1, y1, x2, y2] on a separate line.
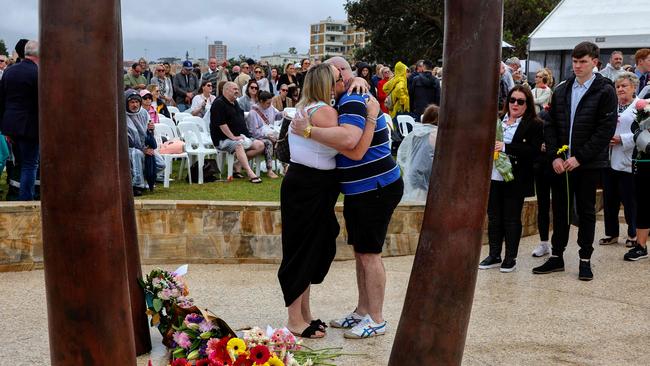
[534, 162, 552, 241]
[487, 180, 525, 259]
[550, 169, 600, 259]
[636, 163, 650, 229]
[602, 168, 637, 238]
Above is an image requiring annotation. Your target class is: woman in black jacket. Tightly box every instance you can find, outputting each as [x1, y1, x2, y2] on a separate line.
[479, 85, 544, 272]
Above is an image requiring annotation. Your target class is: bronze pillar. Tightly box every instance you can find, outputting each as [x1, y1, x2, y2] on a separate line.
[115, 8, 153, 356]
[388, 0, 503, 364]
[40, 0, 137, 363]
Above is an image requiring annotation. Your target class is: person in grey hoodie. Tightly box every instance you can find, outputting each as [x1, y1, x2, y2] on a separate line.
[125, 90, 164, 196]
[599, 51, 625, 82]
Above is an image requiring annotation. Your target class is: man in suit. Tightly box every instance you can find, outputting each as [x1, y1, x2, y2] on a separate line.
[0, 40, 40, 201]
[533, 41, 617, 281]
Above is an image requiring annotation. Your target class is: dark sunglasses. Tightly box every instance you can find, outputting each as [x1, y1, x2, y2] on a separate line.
[509, 97, 526, 106]
[254, 70, 263, 74]
[249, 86, 258, 90]
[156, 69, 165, 72]
[280, 89, 288, 92]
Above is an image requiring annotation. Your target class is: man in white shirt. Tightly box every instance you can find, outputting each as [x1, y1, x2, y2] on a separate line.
[599, 51, 625, 82]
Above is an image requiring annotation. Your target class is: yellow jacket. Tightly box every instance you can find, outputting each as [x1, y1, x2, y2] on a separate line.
[382, 61, 410, 118]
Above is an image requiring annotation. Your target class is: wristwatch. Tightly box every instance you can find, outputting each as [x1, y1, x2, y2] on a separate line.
[303, 124, 313, 139]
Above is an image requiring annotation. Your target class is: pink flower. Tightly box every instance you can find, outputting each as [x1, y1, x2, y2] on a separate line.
[160, 288, 172, 300]
[206, 338, 220, 356]
[636, 99, 648, 111]
[173, 331, 192, 349]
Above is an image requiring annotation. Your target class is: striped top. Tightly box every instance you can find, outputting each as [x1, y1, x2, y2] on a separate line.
[336, 93, 401, 195]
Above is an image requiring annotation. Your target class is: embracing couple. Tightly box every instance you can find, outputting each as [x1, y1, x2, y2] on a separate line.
[277, 57, 403, 340]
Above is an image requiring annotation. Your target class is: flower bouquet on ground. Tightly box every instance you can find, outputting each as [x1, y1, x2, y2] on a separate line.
[139, 265, 196, 347]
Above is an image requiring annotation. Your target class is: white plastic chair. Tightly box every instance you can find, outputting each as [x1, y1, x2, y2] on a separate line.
[177, 122, 218, 184]
[159, 116, 177, 135]
[396, 115, 415, 137]
[182, 116, 213, 147]
[167, 105, 180, 116]
[174, 112, 192, 123]
[153, 124, 191, 188]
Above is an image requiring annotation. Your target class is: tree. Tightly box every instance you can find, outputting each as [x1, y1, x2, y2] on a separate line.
[345, 0, 560, 64]
[288, 47, 297, 55]
[0, 39, 7, 56]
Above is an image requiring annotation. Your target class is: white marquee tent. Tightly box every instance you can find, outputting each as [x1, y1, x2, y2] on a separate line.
[527, 0, 650, 81]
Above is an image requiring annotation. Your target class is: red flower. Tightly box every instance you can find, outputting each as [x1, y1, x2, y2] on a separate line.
[196, 359, 211, 366]
[171, 359, 191, 366]
[233, 356, 254, 366]
[248, 345, 270, 364]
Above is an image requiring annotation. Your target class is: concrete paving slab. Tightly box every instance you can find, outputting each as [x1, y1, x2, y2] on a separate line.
[1, 221, 647, 365]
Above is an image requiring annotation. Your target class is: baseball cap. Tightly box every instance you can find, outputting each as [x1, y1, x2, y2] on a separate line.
[182, 60, 193, 69]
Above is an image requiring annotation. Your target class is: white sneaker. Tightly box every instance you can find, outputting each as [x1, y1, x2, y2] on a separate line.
[532, 242, 551, 257]
[329, 311, 364, 329]
[343, 315, 386, 339]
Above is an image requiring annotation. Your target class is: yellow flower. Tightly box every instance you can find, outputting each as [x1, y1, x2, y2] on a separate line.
[227, 337, 247, 355]
[493, 151, 499, 161]
[557, 145, 569, 155]
[266, 356, 285, 366]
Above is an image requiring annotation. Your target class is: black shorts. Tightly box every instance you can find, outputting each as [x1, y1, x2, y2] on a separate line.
[343, 178, 404, 254]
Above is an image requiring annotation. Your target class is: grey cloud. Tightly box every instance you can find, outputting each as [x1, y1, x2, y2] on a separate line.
[1, 0, 347, 60]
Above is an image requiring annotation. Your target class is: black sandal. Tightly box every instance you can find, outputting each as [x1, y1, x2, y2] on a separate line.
[249, 176, 262, 184]
[310, 319, 328, 331]
[290, 323, 325, 339]
[233, 172, 245, 179]
[598, 237, 618, 245]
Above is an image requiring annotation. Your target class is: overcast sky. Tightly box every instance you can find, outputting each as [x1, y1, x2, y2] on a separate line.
[1, 0, 348, 61]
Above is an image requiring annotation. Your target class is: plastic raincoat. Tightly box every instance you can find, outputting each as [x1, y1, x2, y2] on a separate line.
[397, 123, 437, 202]
[383, 61, 410, 118]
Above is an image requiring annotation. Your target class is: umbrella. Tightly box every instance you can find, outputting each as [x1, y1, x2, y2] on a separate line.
[144, 130, 157, 192]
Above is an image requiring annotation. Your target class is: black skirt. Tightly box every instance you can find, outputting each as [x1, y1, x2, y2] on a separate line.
[278, 163, 340, 306]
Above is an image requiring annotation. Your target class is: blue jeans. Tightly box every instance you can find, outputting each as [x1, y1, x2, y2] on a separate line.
[14, 139, 39, 201]
[177, 103, 189, 112]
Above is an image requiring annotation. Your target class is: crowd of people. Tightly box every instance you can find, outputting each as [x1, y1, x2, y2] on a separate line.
[2, 36, 650, 342]
[481, 43, 650, 282]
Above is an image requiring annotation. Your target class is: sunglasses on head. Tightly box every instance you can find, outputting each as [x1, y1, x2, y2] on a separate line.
[509, 97, 526, 106]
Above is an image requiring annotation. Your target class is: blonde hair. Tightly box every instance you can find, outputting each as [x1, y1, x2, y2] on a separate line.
[297, 63, 336, 110]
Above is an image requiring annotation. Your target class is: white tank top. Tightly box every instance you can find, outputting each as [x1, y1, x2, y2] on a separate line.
[289, 102, 338, 170]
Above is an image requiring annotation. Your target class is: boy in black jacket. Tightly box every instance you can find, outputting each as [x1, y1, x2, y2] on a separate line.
[533, 42, 617, 281]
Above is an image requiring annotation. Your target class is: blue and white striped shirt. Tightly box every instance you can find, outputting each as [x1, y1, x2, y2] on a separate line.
[335, 93, 401, 195]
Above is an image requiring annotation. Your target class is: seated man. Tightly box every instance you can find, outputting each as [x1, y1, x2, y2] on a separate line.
[125, 90, 165, 196]
[209, 82, 265, 183]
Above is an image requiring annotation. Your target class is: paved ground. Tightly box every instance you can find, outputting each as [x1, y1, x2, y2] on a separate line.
[2, 221, 649, 365]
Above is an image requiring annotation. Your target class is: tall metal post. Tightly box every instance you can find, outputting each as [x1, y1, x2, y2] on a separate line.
[40, 0, 138, 363]
[388, 1, 504, 364]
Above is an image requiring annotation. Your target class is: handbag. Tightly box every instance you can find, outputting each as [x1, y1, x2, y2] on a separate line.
[275, 117, 292, 163]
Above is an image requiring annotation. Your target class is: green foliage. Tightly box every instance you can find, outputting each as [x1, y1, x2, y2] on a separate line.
[0, 39, 7, 56]
[288, 47, 297, 55]
[345, 0, 444, 66]
[345, 0, 560, 63]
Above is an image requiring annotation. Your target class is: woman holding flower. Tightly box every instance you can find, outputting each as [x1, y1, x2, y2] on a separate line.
[599, 72, 639, 249]
[479, 85, 543, 272]
[625, 97, 650, 261]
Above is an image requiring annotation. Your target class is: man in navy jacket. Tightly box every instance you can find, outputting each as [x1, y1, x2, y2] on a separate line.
[0, 40, 40, 200]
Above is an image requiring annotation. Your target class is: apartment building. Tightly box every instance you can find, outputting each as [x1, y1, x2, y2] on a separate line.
[208, 41, 228, 61]
[309, 17, 367, 60]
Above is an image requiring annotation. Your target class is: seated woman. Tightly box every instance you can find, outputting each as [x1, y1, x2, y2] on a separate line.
[190, 79, 217, 119]
[397, 104, 439, 202]
[247, 91, 283, 179]
[125, 90, 165, 196]
[237, 79, 259, 112]
[139, 89, 158, 124]
[146, 84, 170, 119]
[271, 83, 293, 111]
